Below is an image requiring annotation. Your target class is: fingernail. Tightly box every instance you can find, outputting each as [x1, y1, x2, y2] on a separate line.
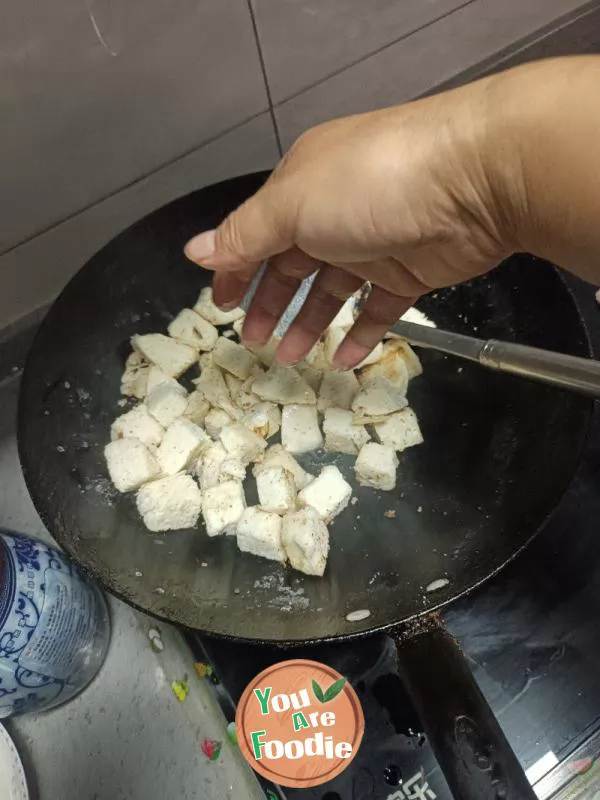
[185, 230, 216, 264]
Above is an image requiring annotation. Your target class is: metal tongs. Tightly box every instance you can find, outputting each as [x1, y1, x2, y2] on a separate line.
[391, 320, 600, 398]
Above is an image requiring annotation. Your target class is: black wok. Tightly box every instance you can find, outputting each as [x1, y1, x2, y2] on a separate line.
[18, 172, 592, 799]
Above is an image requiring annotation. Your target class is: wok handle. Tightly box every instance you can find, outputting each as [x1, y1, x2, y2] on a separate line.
[480, 339, 600, 397]
[392, 617, 537, 800]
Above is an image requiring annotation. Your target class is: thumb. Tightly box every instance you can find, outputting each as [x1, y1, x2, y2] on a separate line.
[184, 183, 294, 272]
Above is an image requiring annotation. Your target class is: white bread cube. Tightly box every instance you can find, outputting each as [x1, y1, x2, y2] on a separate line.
[120, 352, 149, 399]
[400, 307, 436, 328]
[323, 408, 370, 455]
[136, 474, 202, 532]
[252, 365, 316, 405]
[360, 344, 410, 393]
[354, 442, 399, 491]
[352, 412, 392, 425]
[184, 391, 210, 425]
[389, 341, 423, 379]
[356, 341, 384, 369]
[146, 383, 188, 428]
[236, 507, 286, 563]
[194, 362, 241, 420]
[219, 422, 267, 463]
[104, 438, 161, 493]
[194, 287, 244, 325]
[281, 507, 329, 577]
[213, 338, 258, 380]
[254, 445, 313, 490]
[237, 390, 261, 411]
[220, 457, 247, 482]
[233, 317, 245, 338]
[351, 377, 408, 417]
[156, 418, 210, 475]
[168, 308, 218, 352]
[281, 405, 323, 455]
[297, 465, 352, 522]
[317, 371, 360, 412]
[224, 372, 243, 398]
[296, 364, 323, 394]
[205, 408, 234, 439]
[198, 351, 212, 370]
[242, 402, 281, 439]
[234, 365, 264, 410]
[374, 408, 424, 451]
[111, 405, 164, 451]
[201, 480, 246, 536]
[146, 366, 182, 395]
[194, 362, 231, 407]
[256, 465, 297, 513]
[132, 333, 197, 378]
[195, 441, 228, 490]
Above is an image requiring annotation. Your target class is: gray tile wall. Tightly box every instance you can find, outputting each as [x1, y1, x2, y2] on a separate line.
[1, 0, 598, 329]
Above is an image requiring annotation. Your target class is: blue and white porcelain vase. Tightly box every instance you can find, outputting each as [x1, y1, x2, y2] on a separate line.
[0, 530, 110, 718]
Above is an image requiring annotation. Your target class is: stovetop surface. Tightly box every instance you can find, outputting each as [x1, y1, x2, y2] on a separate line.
[191, 274, 600, 800]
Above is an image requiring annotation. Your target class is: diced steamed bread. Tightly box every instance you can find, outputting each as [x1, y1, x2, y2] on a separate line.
[201, 480, 246, 536]
[120, 352, 149, 399]
[281, 405, 323, 454]
[104, 438, 160, 493]
[252, 365, 316, 405]
[219, 422, 267, 463]
[374, 408, 424, 452]
[242, 402, 281, 439]
[354, 442, 399, 491]
[236, 507, 286, 563]
[194, 287, 245, 325]
[282, 507, 329, 577]
[136, 474, 202, 532]
[107, 290, 430, 577]
[204, 408, 234, 438]
[213, 338, 258, 380]
[317, 371, 360, 412]
[146, 383, 188, 428]
[184, 391, 210, 425]
[146, 366, 182, 395]
[254, 445, 313, 490]
[195, 441, 228, 490]
[132, 333, 197, 378]
[156, 418, 210, 475]
[323, 408, 370, 455]
[168, 308, 218, 352]
[111, 405, 164, 451]
[256, 465, 297, 513]
[298, 465, 352, 522]
[351, 377, 408, 417]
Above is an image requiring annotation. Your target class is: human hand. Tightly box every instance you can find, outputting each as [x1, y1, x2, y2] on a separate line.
[184, 79, 515, 368]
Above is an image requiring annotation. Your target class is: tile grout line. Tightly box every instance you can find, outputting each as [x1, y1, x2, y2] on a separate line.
[270, 0, 600, 113]
[246, 0, 284, 156]
[270, 0, 478, 110]
[0, 109, 270, 260]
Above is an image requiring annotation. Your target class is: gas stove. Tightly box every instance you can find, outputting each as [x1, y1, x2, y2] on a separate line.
[188, 273, 600, 800]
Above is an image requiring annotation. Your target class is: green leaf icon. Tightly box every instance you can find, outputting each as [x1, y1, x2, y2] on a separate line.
[312, 679, 325, 703]
[323, 677, 347, 702]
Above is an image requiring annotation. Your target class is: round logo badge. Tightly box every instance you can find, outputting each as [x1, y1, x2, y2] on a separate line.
[236, 659, 364, 788]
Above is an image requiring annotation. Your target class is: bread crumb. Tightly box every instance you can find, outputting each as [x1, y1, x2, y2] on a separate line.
[384, 509, 396, 519]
